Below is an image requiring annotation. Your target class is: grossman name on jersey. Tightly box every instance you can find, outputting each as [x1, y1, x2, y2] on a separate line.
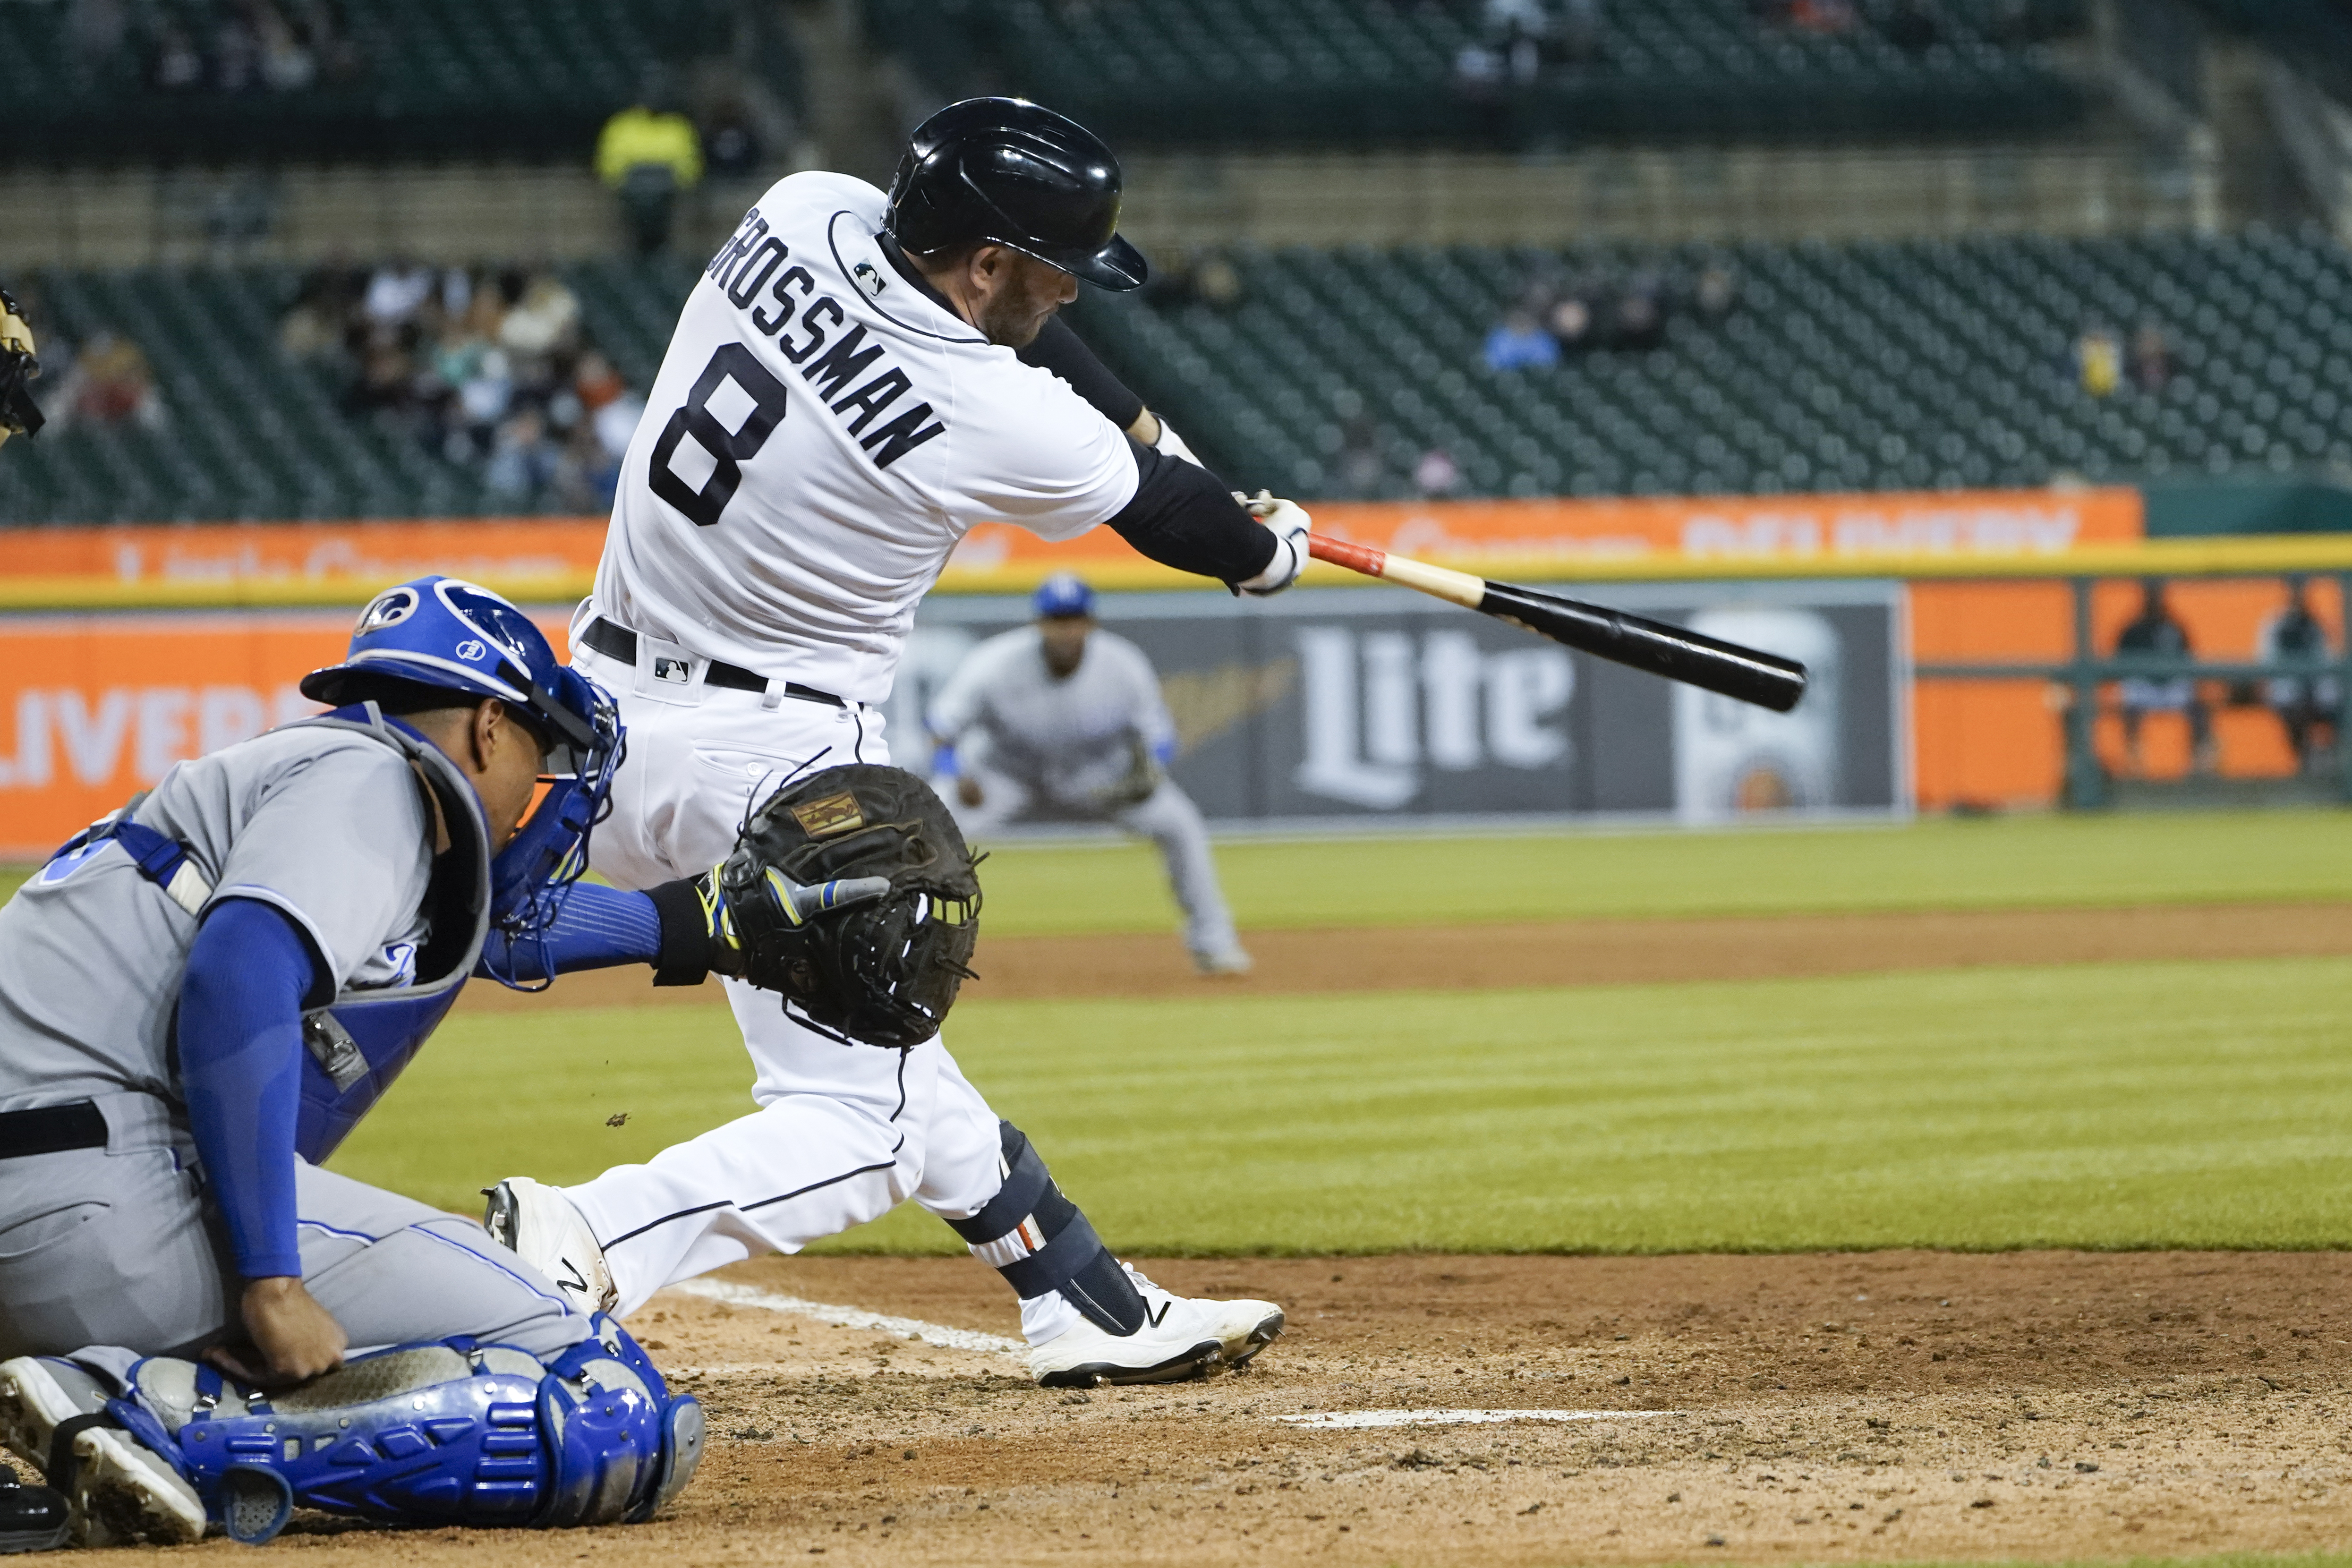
[701, 208, 948, 474]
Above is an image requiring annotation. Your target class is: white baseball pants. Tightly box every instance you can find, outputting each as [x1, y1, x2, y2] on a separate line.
[952, 773, 1240, 960]
[562, 640, 1079, 1342]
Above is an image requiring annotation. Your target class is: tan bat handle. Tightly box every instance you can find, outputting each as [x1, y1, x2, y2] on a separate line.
[1304, 533, 1485, 609]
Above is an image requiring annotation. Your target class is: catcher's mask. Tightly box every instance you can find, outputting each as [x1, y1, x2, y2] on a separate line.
[724, 764, 982, 1047]
[301, 574, 625, 982]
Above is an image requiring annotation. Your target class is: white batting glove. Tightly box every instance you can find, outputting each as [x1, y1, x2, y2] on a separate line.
[1232, 489, 1308, 597]
[1151, 415, 1202, 468]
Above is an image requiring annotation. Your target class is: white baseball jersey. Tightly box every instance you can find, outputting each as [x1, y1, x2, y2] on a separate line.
[590, 172, 1142, 706]
[927, 626, 1176, 809]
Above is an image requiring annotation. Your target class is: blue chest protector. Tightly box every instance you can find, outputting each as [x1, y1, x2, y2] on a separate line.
[54, 706, 493, 1164]
[289, 711, 492, 1163]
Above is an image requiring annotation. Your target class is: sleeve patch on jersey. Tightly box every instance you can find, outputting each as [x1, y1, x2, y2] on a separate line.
[788, 790, 865, 838]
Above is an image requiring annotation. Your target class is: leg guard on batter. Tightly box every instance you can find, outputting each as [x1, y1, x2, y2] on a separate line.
[111, 1315, 702, 1543]
[945, 1121, 1147, 1336]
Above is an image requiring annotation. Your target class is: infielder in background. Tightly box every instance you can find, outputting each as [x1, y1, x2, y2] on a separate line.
[929, 572, 1251, 975]
[487, 96, 1311, 1388]
[0, 578, 751, 1549]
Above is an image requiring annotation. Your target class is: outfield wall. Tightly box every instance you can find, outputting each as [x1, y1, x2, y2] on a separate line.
[0, 488, 2341, 852]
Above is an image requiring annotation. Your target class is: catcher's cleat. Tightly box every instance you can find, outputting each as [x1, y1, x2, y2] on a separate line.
[482, 1176, 619, 1314]
[0, 1461, 68, 1555]
[1193, 946, 1254, 977]
[0, 1359, 203, 1549]
[1027, 1266, 1283, 1389]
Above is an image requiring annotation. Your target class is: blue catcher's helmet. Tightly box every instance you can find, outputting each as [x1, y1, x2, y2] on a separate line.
[301, 576, 624, 974]
[1032, 572, 1095, 619]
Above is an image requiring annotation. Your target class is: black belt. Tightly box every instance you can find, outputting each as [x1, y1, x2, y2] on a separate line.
[0, 1099, 106, 1160]
[580, 618, 844, 707]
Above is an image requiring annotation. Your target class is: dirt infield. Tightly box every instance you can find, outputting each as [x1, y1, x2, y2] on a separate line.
[458, 900, 2352, 1013]
[76, 1250, 2352, 1565]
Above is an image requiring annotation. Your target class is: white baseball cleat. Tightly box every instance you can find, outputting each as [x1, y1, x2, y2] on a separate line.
[1028, 1266, 1284, 1389]
[0, 1357, 205, 1548]
[1193, 946, 1254, 977]
[482, 1176, 619, 1314]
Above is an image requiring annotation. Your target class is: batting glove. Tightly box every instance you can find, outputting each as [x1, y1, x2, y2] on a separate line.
[1232, 490, 1309, 597]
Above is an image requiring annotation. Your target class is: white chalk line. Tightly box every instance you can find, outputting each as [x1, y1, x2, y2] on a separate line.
[669, 1277, 1026, 1358]
[1278, 1408, 1682, 1430]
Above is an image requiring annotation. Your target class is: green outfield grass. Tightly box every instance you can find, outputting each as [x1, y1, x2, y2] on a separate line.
[333, 954, 2352, 1255]
[929, 807, 2352, 935]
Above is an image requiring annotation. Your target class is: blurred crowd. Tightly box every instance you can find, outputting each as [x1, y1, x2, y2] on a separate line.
[1482, 262, 1738, 371]
[51, 0, 365, 94]
[280, 260, 644, 511]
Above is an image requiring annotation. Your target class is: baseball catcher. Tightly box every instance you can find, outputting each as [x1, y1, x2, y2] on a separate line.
[0, 576, 893, 1549]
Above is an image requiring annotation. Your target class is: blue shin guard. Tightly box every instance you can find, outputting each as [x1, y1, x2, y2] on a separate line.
[144, 1317, 700, 1542]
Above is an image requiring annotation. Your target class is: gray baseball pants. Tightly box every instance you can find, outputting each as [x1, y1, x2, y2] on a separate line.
[0, 1091, 588, 1364]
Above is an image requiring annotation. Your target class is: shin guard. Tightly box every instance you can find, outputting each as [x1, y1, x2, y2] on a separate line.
[142, 1317, 701, 1542]
[946, 1121, 1146, 1335]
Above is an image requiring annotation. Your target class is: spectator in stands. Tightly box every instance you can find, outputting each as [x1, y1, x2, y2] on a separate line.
[1881, 0, 1939, 52]
[279, 256, 365, 366]
[2257, 575, 2340, 773]
[485, 407, 561, 507]
[1608, 272, 1668, 352]
[1484, 308, 1559, 371]
[150, 24, 204, 90]
[702, 100, 763, 180]
[1558, 0, 1605, 64]
[46, 331, 165, 433]
[211, 6, 259, 92]
[2114, 577, 2216, 778]
[1692, 262, 1739, 321]
[2129, 322, 2173, 394]
[2075, 325, 2122, 398]
[597, 93, 704, 254]
[1787, 0, 1859, 32]
[66, 0, 128, 80]
[362, 257, 434, 331]
[1547, 293, 1597, 354]
[346, 327, 418, 422]
[256, 2, 317, 92]
[498, 271, 582, 361]
[1414, 447, 1461, 497]
[1334, 407, 1385, 495]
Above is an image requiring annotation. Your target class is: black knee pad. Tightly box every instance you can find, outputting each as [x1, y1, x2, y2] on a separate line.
[945, 1122, 1145, 1336]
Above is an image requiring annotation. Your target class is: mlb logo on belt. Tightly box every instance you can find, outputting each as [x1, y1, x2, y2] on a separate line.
[653, 656, 691, 684]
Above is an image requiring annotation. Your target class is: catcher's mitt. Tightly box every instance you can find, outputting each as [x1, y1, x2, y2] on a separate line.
[718, 764, 981, 1047]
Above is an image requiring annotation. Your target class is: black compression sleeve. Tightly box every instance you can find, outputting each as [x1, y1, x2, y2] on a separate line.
[1105, 438, 1277, 584]
[1019, 316, 1146, 431]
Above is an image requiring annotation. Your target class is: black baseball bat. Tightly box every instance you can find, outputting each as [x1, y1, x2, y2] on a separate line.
[1306, 534, 1807, 713]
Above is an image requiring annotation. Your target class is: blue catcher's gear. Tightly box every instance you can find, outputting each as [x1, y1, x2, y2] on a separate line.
[1032, 572, 1095, 620]
[298, 575, 626, 981]
[133, 1317, 700, 1544]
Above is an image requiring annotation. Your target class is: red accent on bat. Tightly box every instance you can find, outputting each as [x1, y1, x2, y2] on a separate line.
[1306, 533, 1388, 577]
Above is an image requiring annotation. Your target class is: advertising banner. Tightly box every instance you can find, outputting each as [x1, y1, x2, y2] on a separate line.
[0, 486, 2145, 608]
[0, 609, 571, 857]
[897, 583, 1906, 828]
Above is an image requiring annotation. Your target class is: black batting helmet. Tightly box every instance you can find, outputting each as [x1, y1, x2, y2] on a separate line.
[885, 97, 1147, 292]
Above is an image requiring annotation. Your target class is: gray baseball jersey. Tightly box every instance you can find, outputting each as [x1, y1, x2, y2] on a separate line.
[926, 626, 1176, 810]
[0, 726, 434, 1111]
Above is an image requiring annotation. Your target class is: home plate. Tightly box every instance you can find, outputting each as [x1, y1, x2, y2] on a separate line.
[1277, 1408, 1682, 1430]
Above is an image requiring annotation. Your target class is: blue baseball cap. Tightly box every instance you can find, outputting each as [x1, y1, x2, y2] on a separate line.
[1032, 572, 1095, 619]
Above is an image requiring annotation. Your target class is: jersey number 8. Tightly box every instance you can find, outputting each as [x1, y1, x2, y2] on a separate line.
[649, 343, 789, 528]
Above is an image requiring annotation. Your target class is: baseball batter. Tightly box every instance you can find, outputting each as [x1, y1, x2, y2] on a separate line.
[929, 572, 1250, 974]
[0, 578, 763, 1548]
[487, 97, 1311, 1388]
